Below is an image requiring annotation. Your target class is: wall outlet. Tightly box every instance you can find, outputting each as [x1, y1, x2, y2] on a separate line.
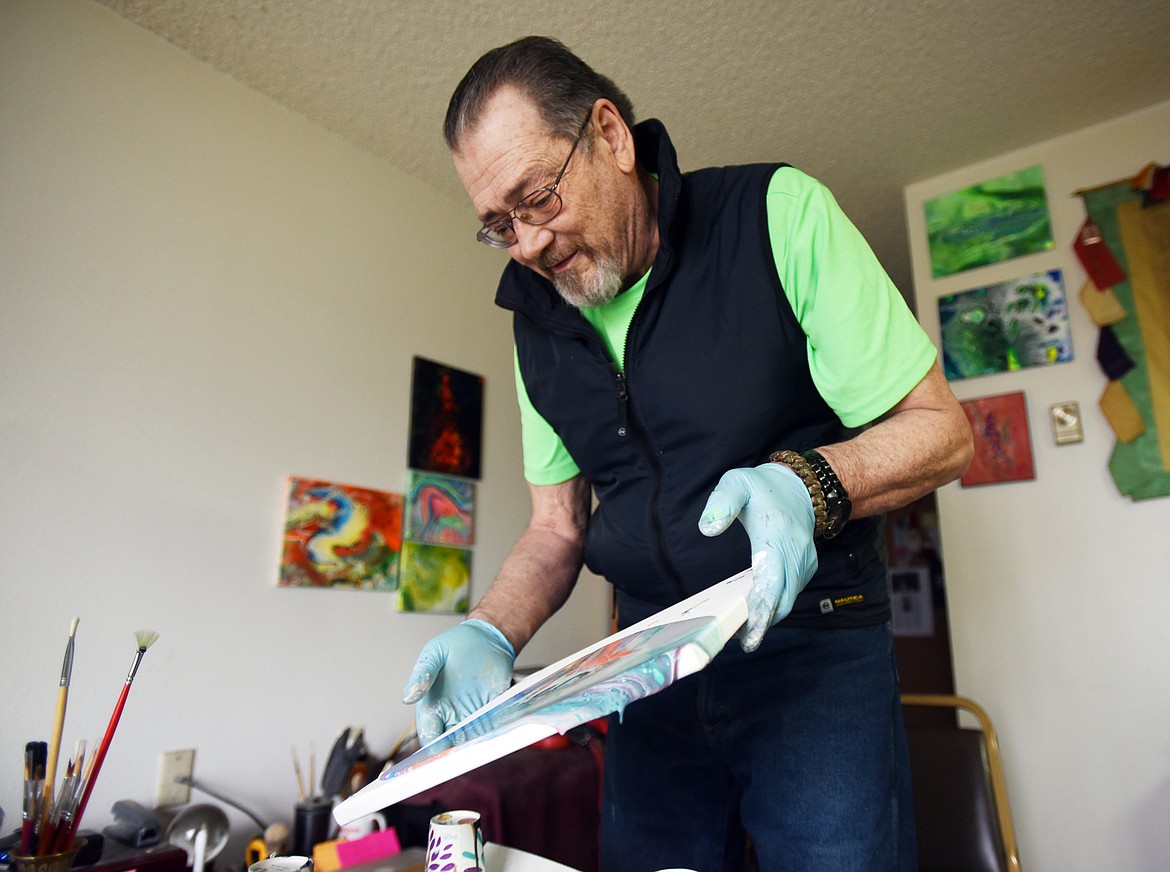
[156, 748, 195, 807]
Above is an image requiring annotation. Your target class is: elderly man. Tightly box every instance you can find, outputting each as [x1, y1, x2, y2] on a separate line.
[403, 36, 972, 872]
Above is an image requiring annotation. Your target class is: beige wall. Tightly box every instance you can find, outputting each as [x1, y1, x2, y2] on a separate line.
[906, 100, 1170, 871]
[0, 0, 610, 849]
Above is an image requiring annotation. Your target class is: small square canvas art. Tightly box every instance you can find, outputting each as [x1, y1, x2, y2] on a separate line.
[405, 471, 475, 546]
[280, 477, 403, 590]
[408, 357, 484, 480]
[938, 269, 1073, 380]
[925, 166, 1054, 278]
[960, 392, 1036, 487]
[397, 541, 471, 614]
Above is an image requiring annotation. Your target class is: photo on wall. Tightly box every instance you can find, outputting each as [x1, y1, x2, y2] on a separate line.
[924, 165, 1054, 278]
[279, 476, 403, 590]
[959, 391, 1036, 487]
[408, 356, 484, 480]
[938, 269, 1073, 380]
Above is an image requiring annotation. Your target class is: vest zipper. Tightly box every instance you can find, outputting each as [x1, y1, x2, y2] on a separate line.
[603, 345, 687, 601]
[614, 370, 629, 438]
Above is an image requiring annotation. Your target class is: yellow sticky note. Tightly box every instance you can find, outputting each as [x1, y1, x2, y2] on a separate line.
[1078, 281, 1127, 326]
[1100, 380, 1145, 443]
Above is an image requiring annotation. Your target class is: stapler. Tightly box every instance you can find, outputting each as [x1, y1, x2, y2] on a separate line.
[103, 799, 162, 847]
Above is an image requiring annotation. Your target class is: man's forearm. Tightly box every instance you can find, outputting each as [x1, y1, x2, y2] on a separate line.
[818, 362, 974, 518]
[468, 476, 592, 654]
[469, 526, 584, 654]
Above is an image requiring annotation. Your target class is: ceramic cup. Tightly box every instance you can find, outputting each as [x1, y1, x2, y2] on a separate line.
[426, 810, 484, 872]
[337, 810, 387, 842]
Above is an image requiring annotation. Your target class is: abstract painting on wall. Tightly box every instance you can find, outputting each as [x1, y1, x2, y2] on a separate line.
[280, 477, 403, 590]
[960, 392, 1036, 487]
[938, 269, 1073, 380]
[397, 541, 471, 614]
[405, 471, 475, 546]
[925, 166, 1054, 278]
[408, 357, 484, 480]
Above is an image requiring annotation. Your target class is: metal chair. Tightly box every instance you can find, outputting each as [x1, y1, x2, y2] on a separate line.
[901, 693, 1022, 872]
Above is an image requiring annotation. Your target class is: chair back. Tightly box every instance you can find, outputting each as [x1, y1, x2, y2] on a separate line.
[901, 693, 1021, 872]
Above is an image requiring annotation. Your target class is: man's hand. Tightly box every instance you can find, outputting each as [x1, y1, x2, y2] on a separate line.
[698, 462, 819, 652]
[401, 619, 516, 745]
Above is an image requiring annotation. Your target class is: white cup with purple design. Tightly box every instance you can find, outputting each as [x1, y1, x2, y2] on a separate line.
[426, 810, 484, 872]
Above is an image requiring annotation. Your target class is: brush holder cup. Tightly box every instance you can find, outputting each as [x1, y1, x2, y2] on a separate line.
[9, 837, 87, 872]
[292, 796, 334, 857]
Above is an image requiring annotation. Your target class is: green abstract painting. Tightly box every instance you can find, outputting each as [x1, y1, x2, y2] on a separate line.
[925, 166, 1054, 278]
[397, 540, 471, 614]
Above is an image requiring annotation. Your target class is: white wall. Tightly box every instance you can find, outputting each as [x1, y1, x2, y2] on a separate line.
[906, 101, 1170, 872]
[0, 0, 610, 854]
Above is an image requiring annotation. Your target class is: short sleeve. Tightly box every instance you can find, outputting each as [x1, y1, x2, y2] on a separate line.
[767, 167, 938, 427]
[514, 348, 581, 485]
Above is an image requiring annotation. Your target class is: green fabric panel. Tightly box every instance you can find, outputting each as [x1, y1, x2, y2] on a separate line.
[1082, 184, 1170, 500]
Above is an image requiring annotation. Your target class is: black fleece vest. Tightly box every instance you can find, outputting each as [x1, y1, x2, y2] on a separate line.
[496, 120, 890, 629]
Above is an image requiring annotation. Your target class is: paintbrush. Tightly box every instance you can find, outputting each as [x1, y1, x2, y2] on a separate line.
[309, 741, 316, 799]
[19, 742, 47, 854]
[37, 740, 85, 855]
[292, 747, 307, 802]
[55, 630, 159, 851]
[39, 618, 80, 840]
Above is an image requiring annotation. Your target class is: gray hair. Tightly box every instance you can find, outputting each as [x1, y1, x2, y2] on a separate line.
[443, 36, 636, 152]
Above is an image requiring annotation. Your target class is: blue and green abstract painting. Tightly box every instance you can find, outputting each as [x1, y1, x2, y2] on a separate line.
[938, 269, 1073, 380]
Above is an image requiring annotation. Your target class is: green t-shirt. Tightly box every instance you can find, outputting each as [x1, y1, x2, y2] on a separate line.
[514, 167, 937, 485]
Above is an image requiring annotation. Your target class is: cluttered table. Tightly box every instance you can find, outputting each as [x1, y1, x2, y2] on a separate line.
[385, 742, 602, 872]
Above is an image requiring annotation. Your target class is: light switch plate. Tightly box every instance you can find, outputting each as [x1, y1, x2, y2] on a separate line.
[1050, 401, 1084, 445]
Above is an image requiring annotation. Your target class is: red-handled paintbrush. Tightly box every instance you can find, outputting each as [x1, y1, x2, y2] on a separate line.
[54, 630, 158, 852]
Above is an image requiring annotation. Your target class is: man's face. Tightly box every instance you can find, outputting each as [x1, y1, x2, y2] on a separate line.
[453, 89, 630, 307]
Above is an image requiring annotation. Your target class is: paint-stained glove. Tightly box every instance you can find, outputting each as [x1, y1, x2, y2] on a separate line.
[698, 462, 819, 652]
[401, 619, 515, 746]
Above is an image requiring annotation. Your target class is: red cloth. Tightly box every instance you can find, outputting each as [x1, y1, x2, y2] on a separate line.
[405, 743, 601, 872]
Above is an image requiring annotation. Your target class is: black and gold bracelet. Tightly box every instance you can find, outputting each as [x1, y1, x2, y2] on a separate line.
[769, 449, 852, 539]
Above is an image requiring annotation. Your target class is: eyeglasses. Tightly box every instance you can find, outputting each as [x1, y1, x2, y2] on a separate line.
[476, 112, 592, 248]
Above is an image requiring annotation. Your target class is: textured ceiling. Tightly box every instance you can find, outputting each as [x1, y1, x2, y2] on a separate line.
[94, 0, 1170, 299]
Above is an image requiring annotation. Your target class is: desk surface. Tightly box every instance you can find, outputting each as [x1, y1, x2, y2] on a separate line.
[80, 839, 187, 872]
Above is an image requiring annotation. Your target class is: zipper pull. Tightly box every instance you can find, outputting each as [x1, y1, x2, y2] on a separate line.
[615, 370, 630, 438]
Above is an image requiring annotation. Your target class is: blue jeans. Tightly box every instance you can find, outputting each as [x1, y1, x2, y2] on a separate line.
[599, 623, 916, 872]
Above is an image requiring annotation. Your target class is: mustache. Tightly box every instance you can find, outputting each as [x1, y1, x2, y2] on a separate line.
[539, 247, 574, 272]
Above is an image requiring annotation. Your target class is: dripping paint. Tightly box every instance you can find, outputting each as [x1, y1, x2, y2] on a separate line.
[925, 165, 1054, 278]
[333, 570, 753, 823]
[408, 357, 484, 480]
[960, 391, 1036, 487]
[405, 471, 475, 546]
[397, 541, 471, 614]
[938, 269, 1073, 381]
[279, 477, 403, 590]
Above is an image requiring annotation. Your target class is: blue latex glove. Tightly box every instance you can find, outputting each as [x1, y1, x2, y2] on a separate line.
[401, 618, 516, 745]
[698, 462, 819, 652]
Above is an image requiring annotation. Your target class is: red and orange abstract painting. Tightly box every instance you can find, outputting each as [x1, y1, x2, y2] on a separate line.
[279, 477, 403, 590]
